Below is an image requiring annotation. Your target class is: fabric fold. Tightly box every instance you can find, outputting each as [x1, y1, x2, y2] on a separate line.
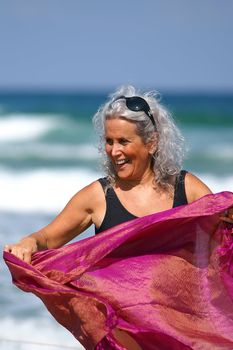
[4, 192, 233, 350]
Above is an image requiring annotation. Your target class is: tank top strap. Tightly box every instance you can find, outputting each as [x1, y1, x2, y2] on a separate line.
[173, 170, 188, 207]
[96, 172, 188, 234]
[98, 177, 109, 191]
[95, 177, 136, 234]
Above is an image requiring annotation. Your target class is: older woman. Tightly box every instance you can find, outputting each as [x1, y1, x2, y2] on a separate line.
[4, 85, 233, 350]
[4, 85, 220, 260]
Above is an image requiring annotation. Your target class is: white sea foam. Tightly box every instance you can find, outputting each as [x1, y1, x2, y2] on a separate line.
[0, 114, 56, 142]
[0, 167, 100, 213]
[0, 316, 84, 350]
[0, 168, 232, 214]
[200, 173, 233, 193]
[0, 143, 98, 160]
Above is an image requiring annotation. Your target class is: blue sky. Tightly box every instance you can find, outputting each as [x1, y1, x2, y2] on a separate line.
[0, 0, 233, 91]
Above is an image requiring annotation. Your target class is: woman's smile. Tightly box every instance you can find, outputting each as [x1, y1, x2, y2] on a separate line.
[105, 118, 154, 181]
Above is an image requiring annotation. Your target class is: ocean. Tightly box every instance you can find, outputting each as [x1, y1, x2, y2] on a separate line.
[1, 90, 233, 349]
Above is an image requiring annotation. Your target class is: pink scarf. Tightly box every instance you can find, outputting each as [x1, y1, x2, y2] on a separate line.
[4, 192, 233, 350]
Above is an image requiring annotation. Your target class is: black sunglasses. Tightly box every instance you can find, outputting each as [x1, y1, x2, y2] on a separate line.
[113, 95, 156, 128]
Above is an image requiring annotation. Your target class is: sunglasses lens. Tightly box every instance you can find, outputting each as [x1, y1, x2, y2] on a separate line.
[113, 95, 156, 128]
[125, 96, 149, 113]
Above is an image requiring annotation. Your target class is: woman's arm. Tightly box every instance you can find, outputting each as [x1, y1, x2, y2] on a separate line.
[185, 172, 212, 203]
[4, 181, 104, 263]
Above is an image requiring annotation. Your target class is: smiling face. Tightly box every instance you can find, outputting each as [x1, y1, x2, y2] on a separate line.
[105, 118, 155, 182]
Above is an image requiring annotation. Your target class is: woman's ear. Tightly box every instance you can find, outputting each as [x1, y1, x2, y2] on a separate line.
[148, 133, 158, 155]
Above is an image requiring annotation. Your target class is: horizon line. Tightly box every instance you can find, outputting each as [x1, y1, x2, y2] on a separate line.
[0, 86, 233, 96]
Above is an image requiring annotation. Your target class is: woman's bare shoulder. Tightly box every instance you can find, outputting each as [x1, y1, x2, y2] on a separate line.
[51, 179, 106, 237]
[71, 179, 105, 207]
[185, 172, 212, 203]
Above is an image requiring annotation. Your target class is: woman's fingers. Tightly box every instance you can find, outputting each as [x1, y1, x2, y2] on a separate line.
[228, 207, 233, 220]
[11, 246, 26, 261]
[12, 247, 24, 261]
[3, 244, 11, 252]
[219, 207, 233, 224]
[219, 216, 233, 224]
[4, 244, 34, 263]
[23, 249, 33, 264]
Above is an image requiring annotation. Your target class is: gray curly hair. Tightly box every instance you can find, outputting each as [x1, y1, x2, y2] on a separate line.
[92, 85, 185, 188]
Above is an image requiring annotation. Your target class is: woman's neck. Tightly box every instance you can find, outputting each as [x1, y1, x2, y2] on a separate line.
[115, 170, 156, 191]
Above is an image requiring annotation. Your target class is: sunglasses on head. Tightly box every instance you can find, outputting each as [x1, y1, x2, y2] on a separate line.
[113, 95, 156, 129]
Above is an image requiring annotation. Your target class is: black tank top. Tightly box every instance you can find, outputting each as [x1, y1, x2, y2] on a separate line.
[95, 170, 188, 234]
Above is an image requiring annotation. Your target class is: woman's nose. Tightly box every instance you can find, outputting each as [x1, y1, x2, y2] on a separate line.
[111, 143, 122, 156]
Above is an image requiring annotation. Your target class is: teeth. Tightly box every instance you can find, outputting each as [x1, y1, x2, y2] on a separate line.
[116, 159, 127, 165]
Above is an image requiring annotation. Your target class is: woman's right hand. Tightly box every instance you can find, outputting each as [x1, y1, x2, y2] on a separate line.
[4, 236, 38, 264]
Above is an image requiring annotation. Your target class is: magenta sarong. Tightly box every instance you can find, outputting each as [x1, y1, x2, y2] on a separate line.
[3, 192, 233, 350]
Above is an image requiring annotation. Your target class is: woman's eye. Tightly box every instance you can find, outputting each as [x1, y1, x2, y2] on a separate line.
[119, 138, 129, 145]
[106, 138, 113, 145]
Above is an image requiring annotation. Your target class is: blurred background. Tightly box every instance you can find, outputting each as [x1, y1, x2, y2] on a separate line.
[0, 0, 233, 349]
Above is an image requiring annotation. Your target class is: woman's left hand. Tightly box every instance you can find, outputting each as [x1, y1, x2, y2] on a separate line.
[219, 207, 233, 224]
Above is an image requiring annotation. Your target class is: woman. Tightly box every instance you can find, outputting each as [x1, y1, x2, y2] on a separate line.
[4, 85, 233, 349]
[4, 85, 220, 259]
